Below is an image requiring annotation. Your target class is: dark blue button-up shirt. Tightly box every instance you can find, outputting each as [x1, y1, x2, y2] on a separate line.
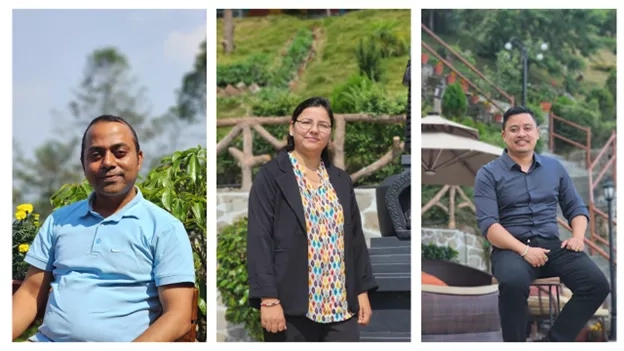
[474, 150, 589, 240]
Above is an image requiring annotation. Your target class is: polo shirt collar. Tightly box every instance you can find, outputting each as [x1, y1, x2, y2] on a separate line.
[82, 186, 143, 221]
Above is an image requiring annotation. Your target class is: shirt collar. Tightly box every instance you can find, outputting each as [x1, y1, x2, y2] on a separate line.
[81, 186, 143, 221]
[501, 149, 542, 170]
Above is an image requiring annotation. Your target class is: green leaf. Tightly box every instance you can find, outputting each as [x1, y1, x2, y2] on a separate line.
[161, 187, 173, 211]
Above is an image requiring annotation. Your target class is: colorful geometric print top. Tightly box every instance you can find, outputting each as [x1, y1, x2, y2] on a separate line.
[288, 152, 352, 324]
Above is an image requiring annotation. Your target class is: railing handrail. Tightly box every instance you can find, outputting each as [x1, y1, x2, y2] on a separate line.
[421, 23, 515, 105]
[216, 114, 406, 190]
[548, 112, 616, 263]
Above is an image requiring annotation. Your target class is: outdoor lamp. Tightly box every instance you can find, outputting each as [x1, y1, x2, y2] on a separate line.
[504, 42, 512, 50]
[603, 177, 615, 201]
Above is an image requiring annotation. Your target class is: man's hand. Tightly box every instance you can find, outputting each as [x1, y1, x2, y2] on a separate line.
[561, 237, 585, 252]
[522, 246, 551, 268]
[357, 292, 372, 326]
[260, 298, 286, 333]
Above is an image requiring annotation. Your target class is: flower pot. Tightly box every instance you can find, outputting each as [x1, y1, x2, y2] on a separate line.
[470, 95, 479, 104]
[446, 73, 456, 84]
[460, 79, 469, 92]
[494, 114, 502, 123]
[422, 53, 429, 64]
[434, 62, 444, 75]
[540, 101, 552, 112]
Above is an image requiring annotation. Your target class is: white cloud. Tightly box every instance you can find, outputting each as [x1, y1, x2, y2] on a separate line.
[164, 24, 206, 66]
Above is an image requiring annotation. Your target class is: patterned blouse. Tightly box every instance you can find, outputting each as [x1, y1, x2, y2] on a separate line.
[289, 152, 352, 324]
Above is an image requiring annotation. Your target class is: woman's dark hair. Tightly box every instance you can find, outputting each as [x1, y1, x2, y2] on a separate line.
[284, 96, 335, 164]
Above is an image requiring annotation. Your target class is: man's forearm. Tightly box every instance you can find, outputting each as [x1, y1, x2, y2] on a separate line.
[486, 223, 526, 254]
[12, 289, 40, 340]
[133, 311, 191, 342]
[571, 215, 588, 240]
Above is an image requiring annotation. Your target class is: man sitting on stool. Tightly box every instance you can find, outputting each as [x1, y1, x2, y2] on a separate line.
[473, 106, 610, 342]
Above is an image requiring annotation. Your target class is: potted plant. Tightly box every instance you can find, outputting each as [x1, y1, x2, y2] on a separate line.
[470, 94, 480, 104]
[494, 113, 503, 123]
[422, 53, 429, 64]
[446, 71, 457, 84]
[460, 79, 469, 92]
[435, 61, 444, 75]
[540, 101, 552, 112]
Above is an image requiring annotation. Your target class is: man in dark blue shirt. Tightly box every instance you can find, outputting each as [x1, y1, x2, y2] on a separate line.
[474, 106, 610, 342]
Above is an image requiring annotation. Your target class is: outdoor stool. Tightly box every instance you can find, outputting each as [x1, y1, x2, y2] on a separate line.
[491, 277, 562, 326]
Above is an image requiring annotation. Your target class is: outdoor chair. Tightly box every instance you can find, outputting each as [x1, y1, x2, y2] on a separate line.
[12, 280, 198, 342]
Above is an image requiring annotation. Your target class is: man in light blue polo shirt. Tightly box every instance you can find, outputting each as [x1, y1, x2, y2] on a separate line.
[12, 115, 196, 342]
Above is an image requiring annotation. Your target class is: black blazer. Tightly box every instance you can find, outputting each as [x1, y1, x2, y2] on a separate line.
[246, 151, 378, 316]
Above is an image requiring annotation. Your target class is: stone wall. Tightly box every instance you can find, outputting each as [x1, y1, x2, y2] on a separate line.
[216, 188, 382, 341]
[421, 228, 491, 273]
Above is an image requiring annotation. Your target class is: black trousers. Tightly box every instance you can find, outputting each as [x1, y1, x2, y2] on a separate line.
[491, 236, 610, 342]
[263, 315, 359, 342]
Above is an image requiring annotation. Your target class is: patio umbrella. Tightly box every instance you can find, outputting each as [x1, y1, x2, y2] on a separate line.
[422, 114, 504, 186]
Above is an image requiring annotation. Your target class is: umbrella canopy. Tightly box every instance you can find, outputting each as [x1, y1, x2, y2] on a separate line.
[421, 114, 480, 140]
[422, 114, 504, 186]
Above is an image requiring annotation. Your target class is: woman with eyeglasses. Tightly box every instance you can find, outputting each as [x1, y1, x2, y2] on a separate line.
[246, 96, 378, 342]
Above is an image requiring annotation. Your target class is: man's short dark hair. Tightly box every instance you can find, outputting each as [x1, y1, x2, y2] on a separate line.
[80, 115, 140, 164]
[502, 106, 538, 130]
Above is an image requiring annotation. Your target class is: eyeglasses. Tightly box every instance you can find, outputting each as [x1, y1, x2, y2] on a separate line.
[295, 119, 332, 134]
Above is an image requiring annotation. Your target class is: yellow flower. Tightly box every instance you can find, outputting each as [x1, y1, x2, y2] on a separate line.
[18, 243, 29, 254]
[16, 204, 33, 214]
[15, 210, 27, 221]
[33, 213, 40, 221]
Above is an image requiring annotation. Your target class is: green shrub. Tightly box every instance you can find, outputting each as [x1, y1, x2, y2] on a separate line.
[355, 38, 383, 82]
[331, 75, 407, 184]
[217, 53, 271, 87]
[216, 217, 263, 341]
[372, 24, 408, 58]
[251, 88, 300, 116]
[441, 82, 467, 118]
[269, 28, 314, 88]
[422, 243, 459, 261]
[586, 87, 615, 120]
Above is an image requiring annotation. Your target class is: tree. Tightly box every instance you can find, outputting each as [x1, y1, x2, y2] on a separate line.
[58, 47, 155, 143]
[13, 139, 82, 218]
[176, 40, 206, 122]
[222, 10, 235, 54]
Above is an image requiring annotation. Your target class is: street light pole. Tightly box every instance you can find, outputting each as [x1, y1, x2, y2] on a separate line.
[603, 177, 616, 340]
[505, 38, 548, 107]
[521, 46, 528, 107]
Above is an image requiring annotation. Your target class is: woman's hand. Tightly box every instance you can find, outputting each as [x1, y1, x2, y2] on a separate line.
[357, 292, 372, 326]
[260, 299, 287, 333]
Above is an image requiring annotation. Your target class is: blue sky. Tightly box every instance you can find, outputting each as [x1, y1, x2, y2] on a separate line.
[13, 9, 207, 161]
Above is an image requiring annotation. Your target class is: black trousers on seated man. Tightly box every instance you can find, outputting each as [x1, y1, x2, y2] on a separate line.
[492, 236, 611, 342]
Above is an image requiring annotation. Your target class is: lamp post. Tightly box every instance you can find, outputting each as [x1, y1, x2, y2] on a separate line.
[504, 38, 548, 106]
[433, 83, 444, 114]
[603, 176, 616, 340]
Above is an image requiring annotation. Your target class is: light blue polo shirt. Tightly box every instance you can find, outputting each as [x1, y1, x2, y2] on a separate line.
[24, 188, 196, 342]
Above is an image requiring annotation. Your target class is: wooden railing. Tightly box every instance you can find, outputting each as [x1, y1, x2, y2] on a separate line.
[549, 112, 617, 262]
[421, 23, 515, 112]
[217, 114, 406, 190]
